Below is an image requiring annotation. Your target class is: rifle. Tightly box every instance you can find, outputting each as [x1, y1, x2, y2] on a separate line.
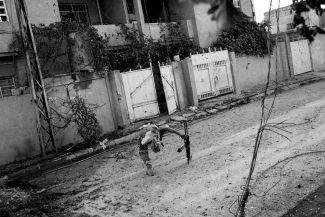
[177, 120, 192, 164]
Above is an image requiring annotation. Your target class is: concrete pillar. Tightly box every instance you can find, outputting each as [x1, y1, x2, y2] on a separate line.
[95, 0, 103, 24]
[229, 52, 242, 95]
[180, 58, 198, 107]
[310, 35, 325, 72]
[172, 61, 187, 109]
[284, 33, 294, 77]
[104, 71, 118, 130]
[121, 0, 130, 23]
[107, 70, 130, 128]
[68, 32, 93, 72]
[133, 0, 145, 33]
[277, 42, 291, 80]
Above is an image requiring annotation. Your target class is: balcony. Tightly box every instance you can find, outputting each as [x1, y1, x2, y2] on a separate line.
[93, 19, 194, 47]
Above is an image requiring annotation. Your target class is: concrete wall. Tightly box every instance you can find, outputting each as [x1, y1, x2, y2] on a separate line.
[0, 94, 40, 166]
[310, 34, 325, 72]
[93, 23, 136, 46]
[68, 32, 94, 71]
[172, 61, 188, 109]
[167, 0, 195, 21]
[232, 48, 290, 93]
[107, 70, 130, 127]
[240, 0, 254, 19]
[193, 2, 217, 48]
[180, 58, 199, 106]
[26, 0, 61, 26]
[58, 0, 100, 25]
[166, 0, 198, 43]
[321, 14, 325, 28]
[45, 73, 117, 147]
[101, 0, 128, 24]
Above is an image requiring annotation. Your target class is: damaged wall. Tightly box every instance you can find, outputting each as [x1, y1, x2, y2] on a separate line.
[231, 43, 291, 93]
[45, 72, 117, 147]
[101, 0, 128, 24]
[25, 0, 61, 26]
[192, 2, 218, 48]
[0, 94, 40, 166]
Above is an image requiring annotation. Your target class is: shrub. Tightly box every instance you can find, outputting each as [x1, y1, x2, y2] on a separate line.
[211, 20, 273, 57]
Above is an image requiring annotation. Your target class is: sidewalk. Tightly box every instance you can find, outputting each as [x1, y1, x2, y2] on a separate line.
[1, 71, 325, 184]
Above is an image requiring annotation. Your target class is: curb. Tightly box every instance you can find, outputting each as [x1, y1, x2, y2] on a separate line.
[0, 133, 140, 182]
[1, 74, 325, 182]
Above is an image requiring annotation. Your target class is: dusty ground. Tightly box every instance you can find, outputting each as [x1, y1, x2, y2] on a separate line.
[2, 80, 325, 217]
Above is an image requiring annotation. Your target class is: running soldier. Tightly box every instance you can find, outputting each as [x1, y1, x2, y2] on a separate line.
[138, 123, 187, 176]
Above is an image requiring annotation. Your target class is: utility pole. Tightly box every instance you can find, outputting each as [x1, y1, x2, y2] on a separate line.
[14, 0, 57, 155]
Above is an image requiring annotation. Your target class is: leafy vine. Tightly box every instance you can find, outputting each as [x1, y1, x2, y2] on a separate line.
[211, 20, 274, 57]
[32, 21, 199, 75]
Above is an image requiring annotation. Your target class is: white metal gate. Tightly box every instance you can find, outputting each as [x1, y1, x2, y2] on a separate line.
[290, 40, 312, 75]
[159, 63, 178, 114]
[192, 50, 234, 100]
[121, 67, 160, 122]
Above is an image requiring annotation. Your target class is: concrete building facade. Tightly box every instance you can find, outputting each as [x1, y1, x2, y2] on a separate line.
[0, 0, 255, 94]
[264, 5, 321, 34]
[0, 0, 255, 165]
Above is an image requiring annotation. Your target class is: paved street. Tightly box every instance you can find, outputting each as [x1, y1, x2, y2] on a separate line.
[30, 80, 325, 217]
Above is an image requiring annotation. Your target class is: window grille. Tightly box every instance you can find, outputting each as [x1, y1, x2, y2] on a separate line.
[0, 77, 15, 98]
[196, 63, 209, 70]
[58, 3, 89, 24]
[233, 0, 240, 8]
[0, 0, 9, 22]
[213, 60, 226, 66]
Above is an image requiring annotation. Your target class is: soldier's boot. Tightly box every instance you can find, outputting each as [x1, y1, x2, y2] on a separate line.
[145, 161, 155, 176]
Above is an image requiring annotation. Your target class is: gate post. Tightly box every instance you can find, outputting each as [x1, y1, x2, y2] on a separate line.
[180, 58, 198, 107]
[229, 52, 242, 95]
[284, 33, 294, 77]
[106, 70, 130, 128]
[172, 61, 187, 110]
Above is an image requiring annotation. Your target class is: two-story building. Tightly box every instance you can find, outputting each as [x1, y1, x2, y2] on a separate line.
[264, 5, 324, 34]
[0, 0, 255, 96]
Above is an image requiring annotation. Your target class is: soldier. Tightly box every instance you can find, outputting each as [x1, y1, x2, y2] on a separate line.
[138, 123, 188, 176]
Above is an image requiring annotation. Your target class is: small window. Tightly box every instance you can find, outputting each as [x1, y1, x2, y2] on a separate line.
[0, 0, 9, 22]
[233, 0, 240, 8]
[0, 77, 15, 98]
[58, 3, 89, 24]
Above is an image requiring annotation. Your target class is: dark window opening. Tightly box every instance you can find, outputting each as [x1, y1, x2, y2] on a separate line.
[141, 0, 170, 23]
[58, 3, 90, 24]
[0, 0, 9, 22]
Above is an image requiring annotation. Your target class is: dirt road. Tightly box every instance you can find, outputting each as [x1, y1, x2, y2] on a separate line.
[29, 80, 325, 217]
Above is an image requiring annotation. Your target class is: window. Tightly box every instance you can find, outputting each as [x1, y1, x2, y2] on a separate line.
[58, 3, 89, 24]
[0, 77, 15, 98]
[0, 0, 9, 22]
[233, 0, 240, 8]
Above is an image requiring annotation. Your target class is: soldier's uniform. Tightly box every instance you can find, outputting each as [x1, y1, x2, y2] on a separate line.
[137, 124, 183, 176]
